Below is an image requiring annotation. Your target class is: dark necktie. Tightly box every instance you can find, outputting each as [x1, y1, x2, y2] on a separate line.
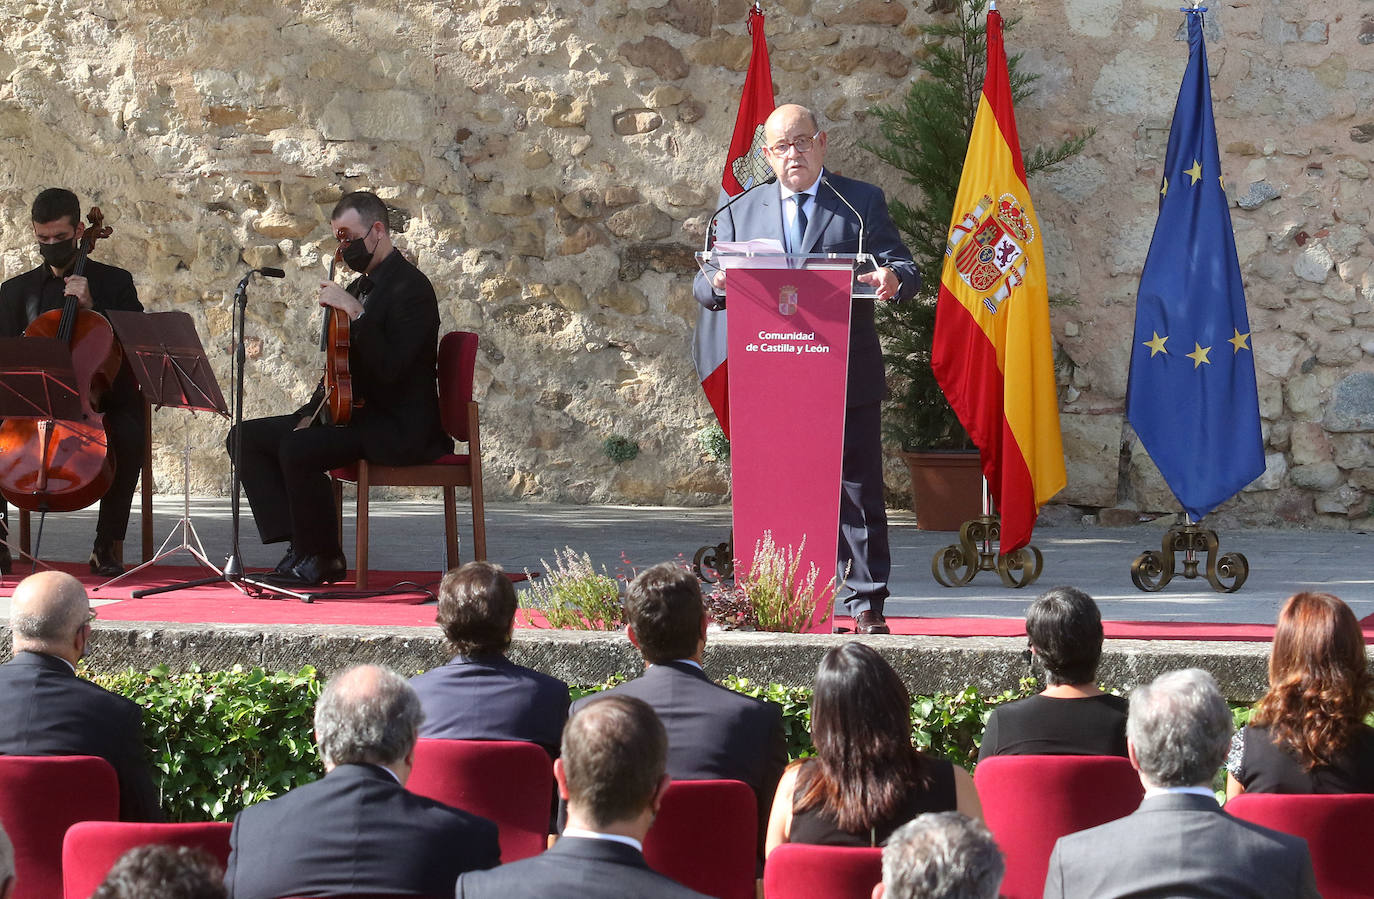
[794, 194, 809, 252]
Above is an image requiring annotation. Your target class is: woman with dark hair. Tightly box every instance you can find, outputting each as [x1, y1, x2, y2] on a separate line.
[764, 642, 980, 853]
[977, 586, 1127, 760]
[1226, 591, 1374, 796]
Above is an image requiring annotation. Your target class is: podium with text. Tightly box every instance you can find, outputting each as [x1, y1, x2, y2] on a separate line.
[708, 251, 862, 633]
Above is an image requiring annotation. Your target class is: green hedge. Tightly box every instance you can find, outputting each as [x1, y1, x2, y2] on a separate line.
[90, 665, 1246, 822]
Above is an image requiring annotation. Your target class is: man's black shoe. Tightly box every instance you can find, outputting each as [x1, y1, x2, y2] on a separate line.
[263, 551, 347, 587]
[89, 542, 125, 577]
[272, 545, 302, 576]
[854, 610, 891, 635]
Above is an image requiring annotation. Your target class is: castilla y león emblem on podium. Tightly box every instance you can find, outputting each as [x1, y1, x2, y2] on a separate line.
[946, 193, 1035, 314]
[778, 285, 799, 315]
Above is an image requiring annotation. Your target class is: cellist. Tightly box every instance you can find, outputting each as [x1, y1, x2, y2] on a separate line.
[228, 190, 449, 586]
[0, 189, 145, 577]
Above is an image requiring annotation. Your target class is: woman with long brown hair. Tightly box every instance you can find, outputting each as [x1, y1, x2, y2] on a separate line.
[764, 642, 981, 853]
[1226, 591, 1374, 796]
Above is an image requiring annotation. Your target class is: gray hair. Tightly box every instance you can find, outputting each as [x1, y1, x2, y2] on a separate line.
[314, 665, 422, 768]
[1127, 668, 1232, 788]
[0, 819, 12, 897]
[881, 812, 1004, 899]
[11, 571, 88, 646]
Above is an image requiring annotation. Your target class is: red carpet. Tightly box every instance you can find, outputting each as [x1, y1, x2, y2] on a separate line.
[8, 562, 1371, 642]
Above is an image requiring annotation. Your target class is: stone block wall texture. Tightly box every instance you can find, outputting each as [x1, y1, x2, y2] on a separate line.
[1, 0, 1372, 526]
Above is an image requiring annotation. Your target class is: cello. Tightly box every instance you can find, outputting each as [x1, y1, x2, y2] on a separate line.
[0, 207, 121, 513]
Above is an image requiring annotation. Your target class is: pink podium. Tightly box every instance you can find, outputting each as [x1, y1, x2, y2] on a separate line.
[707, 250, 861, 632]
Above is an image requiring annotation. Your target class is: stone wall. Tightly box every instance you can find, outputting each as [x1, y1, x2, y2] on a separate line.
[1, 0, 1372, 525]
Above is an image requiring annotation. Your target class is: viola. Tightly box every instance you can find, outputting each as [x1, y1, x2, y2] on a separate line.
[320, 232, 356, 426]
[0, 207, 120, 513]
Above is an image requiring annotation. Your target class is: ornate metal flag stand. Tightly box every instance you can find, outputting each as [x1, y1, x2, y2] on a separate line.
[693, 531, 735, 585]
[932, 480, 1043, 588]
[1129, 517, 1248, 593]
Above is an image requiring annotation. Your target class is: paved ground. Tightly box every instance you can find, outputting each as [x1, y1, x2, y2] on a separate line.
[4, 497, 1372, 625]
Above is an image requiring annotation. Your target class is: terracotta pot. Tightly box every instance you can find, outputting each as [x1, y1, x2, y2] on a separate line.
[900, 450, 983, 531]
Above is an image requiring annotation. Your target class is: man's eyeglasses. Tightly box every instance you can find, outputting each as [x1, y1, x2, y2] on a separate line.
[767, 132, 820, 156]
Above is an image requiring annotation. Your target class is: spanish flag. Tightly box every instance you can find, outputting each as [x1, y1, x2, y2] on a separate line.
[930, 5, 1065, 553]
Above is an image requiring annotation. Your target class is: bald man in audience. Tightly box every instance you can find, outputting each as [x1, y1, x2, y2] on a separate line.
[225, 664, 499, 899]
[456, 695, 711, 898]
[0, 571, 161, 821]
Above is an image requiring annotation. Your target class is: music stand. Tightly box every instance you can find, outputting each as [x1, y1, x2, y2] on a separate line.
[96, 311, 229, 594]
[0, 337, 85, 579]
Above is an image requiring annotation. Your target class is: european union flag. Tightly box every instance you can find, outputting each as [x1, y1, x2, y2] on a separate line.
[1125, 8, 1264, 522]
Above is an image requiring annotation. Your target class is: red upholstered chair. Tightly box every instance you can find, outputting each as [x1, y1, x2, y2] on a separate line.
[331, 330, 485, 589]
[1225, 792, 1374, 899]
[642, 780, 757, 899]
[762, 844, 883, 899]
[62, 820, 232, 899]
[0, 756, 120, 899]
[974, 754, 1144, 899]
[405, 738, 551, 862]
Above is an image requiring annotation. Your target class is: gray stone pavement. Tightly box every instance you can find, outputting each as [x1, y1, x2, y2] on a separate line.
[4, 497, 1372, 625]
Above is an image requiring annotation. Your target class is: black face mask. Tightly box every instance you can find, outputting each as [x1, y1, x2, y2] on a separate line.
[340, 232, 374, 273]
[38, 238, 79, 268]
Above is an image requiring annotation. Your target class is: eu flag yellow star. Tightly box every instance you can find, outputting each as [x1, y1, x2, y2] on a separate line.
[1185, 159, 1203, 185]
[1160, 176, 1169, 198]
[1143, 332, 1169, 357]
[1228, 328, 1251, 353]
[1186, 342, 1212, 368]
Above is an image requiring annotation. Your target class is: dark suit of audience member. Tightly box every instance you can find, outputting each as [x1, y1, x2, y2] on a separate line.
[226, 664, 499, 899]
[1044, 668, 1318, 899]
[979, 587, 1127, 762]
[569, 563, 787, 853]
[410, 562, 570, 758]
[0, 572, 161, 822]
[457, 695, 710, 899]
[692, 104, 919, 633]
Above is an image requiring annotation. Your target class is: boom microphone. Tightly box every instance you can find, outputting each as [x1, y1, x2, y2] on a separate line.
[820, 175, 869, 266]
[702, 173, 779, 256]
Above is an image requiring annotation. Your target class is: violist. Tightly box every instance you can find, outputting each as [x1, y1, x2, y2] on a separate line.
[228, 190, 449, 586]
[0, 189, 146, 577]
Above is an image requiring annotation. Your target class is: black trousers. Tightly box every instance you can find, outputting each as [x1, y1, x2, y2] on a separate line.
[836, 400, 891, 617]
[228, 415, 369, 558]
[0, 398, 145, 549]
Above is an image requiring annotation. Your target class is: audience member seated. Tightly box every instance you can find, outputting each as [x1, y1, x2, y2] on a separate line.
[766, 643, 981, 854]
[0, 571, 162, 822]
[571, 562, 786, 851]
[1044, 668, 1319, 898]
[410, 561, 570, 757]
[225, 664, 499, 899]
[875, 812, 1003, 899]
[1227, 591, 1374, 797]
[0, 820, 13, 899]
[978, 586, 1126, 761]
[456, 695, 711, 898]
[91, 845, 226, 899]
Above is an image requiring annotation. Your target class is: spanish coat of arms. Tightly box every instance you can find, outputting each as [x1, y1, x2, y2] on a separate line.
[945, 193, 1035, 314]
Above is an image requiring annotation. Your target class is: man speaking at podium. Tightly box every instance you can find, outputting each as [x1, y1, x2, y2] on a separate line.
[693, 104, 919, 635]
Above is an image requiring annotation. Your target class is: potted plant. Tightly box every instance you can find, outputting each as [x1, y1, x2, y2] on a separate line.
[865, 0, 1088, 530]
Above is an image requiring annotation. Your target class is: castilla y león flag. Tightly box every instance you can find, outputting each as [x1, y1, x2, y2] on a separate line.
[930, 6, 1065, 554]
[692, 2, 774, 438]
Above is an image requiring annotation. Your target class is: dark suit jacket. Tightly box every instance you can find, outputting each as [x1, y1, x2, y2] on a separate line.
[295, 248, 450, 465]
[226, 762, 500, 899]
[692, 171, 919, 406]
[0, 651, 161, 822]
[455, 835, 711, 899]
[573, 661, 787, 849]
[1043, 792, 1320, 898]
[411, 654, 570, 758]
